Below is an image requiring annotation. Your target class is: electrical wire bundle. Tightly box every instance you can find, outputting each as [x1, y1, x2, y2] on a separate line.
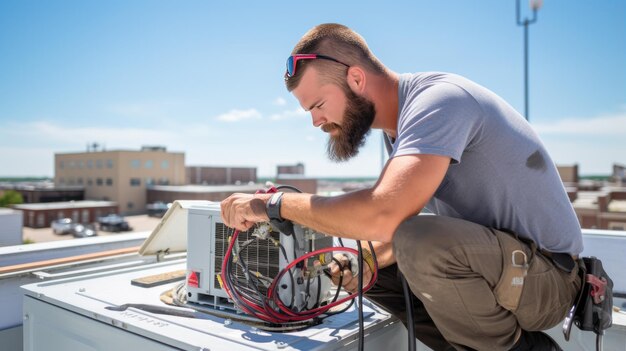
[219, 225, 379, 324]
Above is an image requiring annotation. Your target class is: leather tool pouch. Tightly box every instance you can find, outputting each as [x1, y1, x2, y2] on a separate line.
[563, 256, 614, 340]
[493, 230, 532, 312]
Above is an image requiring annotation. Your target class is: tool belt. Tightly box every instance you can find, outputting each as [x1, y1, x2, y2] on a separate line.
[563, 256, 614, 340]
[492, 228, 613, 341]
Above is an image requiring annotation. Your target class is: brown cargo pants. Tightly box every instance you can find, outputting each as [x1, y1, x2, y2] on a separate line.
[368, 215, 581, 351]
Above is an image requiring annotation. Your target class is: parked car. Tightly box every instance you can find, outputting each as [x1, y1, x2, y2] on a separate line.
[97, 214, 132, 232]
[146, 202, 171, 218]
[51, 218, 75, 235]
[71, 224, 97, 238]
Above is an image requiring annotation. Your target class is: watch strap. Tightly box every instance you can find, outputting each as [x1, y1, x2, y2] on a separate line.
[266, 192, 284, 221]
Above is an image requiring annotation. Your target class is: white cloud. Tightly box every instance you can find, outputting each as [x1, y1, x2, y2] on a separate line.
[2, 110, 623, 178]
[215, 108, 262, 122]
[12, 121, 175, 146]
[533, 112, 626, 135]
[541, 138, 624, 175]
[0, 119, 254, 176]
[269, 108, 308, 121]
[273, 97, 287, 106]
[0, 146, 55, 177]
[532, 111, 626, 174]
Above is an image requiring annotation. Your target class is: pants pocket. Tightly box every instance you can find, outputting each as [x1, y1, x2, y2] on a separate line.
[515, 254, 574, 331]
[493, 230, 531, 312]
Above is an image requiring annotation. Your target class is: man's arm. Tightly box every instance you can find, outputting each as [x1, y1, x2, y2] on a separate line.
[221, 153, 449, 242]
[366, 241, 395, 268]
[328, 241, 392, 293]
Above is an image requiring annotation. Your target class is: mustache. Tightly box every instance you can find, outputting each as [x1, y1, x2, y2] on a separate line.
[321, 123, 340, 133]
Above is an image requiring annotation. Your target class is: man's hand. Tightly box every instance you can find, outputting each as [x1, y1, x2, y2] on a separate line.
[220, 193, 271, 231]
[327, 254, 373, 294]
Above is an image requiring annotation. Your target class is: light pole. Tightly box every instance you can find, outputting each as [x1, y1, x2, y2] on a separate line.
[516, 0, 542, 121]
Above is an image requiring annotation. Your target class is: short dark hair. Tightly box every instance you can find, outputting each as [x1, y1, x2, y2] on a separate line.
[285, 23, 386, 92]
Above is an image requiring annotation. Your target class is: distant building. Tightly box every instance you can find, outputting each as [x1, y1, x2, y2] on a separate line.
[12, 200, 118, 228]
[0, 209, 22, 246]
[572, 189, 626, 230]
[147, 184, 260, 203]
[557, 164, 579, 185]
[54, 146, 185, 215]
[186, 166, 257, 185]
[554, 164, 579, 201]
[275, 175, 318, 194]
[613, 164, 626, 183]
[277, 163, 305, 176]
[11, 186, 84, 203]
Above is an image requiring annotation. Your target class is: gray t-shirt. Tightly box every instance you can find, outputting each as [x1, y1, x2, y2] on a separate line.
[388, 72, 583, 255]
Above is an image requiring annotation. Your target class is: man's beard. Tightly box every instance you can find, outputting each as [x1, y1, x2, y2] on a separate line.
[322, 89, 376, 162]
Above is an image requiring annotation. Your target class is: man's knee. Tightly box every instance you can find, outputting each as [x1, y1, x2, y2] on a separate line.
[392, 215, 455, 258]
[392, 215, 497, 280]
[392, 216, 451, 274]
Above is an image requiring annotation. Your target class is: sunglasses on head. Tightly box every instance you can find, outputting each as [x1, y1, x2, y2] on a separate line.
[285, 54, 349, 78]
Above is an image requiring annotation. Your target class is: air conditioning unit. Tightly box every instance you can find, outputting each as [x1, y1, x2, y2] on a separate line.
[185, 204, 335, 312]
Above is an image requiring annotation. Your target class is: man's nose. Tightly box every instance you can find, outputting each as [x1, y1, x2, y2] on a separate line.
[311, 111, 326, 127]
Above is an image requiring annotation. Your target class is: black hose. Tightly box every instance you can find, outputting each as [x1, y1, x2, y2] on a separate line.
[276, 185, 303, 193]
[330, 257, 344, 302]
[356, 240, 364, 351]
[400, 272, 416, 351]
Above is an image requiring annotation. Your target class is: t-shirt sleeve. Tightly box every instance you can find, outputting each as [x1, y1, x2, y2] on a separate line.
[391, 82, 484, 164]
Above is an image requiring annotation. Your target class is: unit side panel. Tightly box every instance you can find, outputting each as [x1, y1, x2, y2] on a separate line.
[23, 296, 180, 351]
[186, 211, 213, 297]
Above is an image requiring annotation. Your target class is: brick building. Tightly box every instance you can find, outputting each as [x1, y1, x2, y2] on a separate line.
[10, 186, 84, 203]
[573, 189, 626, 230]
[186, 166, 257, 185]
[613, 164, 625, 183]
[275, 175, 318, 194]
[147, 184, 260, 204]
[277, 163, 305, 176]
[12, 201, 118, 228]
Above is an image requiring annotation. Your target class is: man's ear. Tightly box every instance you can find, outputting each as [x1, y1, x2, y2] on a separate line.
[346, 67, 366, 94]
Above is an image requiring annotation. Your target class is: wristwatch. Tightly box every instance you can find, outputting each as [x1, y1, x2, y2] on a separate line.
[266, 192, 295, 235]
[266, 192, 284, 221]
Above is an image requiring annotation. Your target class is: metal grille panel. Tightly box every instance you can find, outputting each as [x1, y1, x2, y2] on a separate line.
[213, 223, 280, 294]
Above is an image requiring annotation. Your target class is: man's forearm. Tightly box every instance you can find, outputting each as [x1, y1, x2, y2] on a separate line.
[363, 241, 396, 268]
[278, 189, 400, 242]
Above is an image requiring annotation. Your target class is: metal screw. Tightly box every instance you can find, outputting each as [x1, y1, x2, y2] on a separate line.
[276, 341, 288, 349]
[23, 314, 29, 320]
[79, 288, 86, 292]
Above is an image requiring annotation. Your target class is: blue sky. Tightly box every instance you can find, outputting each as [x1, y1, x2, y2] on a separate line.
[0, 0, 624, 178]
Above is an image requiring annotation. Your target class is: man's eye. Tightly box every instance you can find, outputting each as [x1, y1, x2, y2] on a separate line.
[316, 102, 325, 109]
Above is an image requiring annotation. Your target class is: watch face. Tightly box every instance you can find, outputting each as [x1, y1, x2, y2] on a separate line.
[270, 193, 280, 205]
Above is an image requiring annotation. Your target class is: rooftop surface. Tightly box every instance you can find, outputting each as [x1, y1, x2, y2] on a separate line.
[12, 200, 118, 211]
[149, 184, 261, 193]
